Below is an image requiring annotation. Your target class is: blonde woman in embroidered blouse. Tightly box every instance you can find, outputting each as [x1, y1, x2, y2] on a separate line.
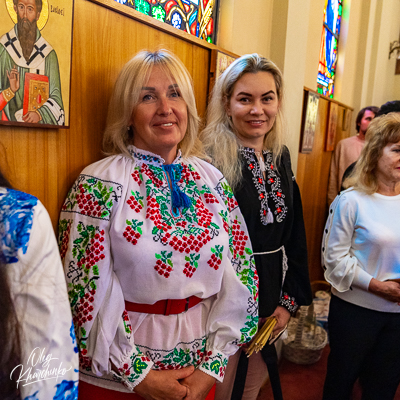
[59, 50, 258, 400]
[202, 54, 312, 400]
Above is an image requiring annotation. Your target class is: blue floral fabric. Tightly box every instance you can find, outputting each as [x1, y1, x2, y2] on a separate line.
[0, 188, 37, 264]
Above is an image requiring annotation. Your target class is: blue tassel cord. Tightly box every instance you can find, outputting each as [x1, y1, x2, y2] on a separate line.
[163, 164, 192, 210]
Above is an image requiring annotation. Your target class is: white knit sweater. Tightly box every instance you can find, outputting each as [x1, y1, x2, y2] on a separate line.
[322, 188, 400, 312]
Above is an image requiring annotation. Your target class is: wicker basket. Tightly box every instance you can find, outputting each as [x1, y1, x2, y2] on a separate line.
[282, 305, 328, 365]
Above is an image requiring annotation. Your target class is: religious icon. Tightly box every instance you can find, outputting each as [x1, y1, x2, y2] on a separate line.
[325, 101, 338, 151]
[300, 91, 320, 154]
[208, 49, 237, 94]
[0, 0, 74, 127]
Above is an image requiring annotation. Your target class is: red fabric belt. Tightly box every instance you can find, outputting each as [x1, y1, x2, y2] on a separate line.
[125, 295, 202, 316]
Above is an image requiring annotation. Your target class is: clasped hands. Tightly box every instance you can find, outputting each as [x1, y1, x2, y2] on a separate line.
[134, 366, 216, 400]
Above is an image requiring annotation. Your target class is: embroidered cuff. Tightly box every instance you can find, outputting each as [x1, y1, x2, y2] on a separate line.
[198, 349, 228, 383]
[279, 292, 298, 314]
[112, 353, 153, 391]
[2, 88, 15, 103]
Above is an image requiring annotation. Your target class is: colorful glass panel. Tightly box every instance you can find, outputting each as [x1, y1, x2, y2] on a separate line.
[114, 0, 218, 43]
[317, 0, 342, 98]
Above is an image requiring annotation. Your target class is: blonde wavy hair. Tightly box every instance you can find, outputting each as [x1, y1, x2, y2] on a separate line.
[103, 49, 204, 159]
[200, 53, 285, 190]
[343, 112, 400, 193]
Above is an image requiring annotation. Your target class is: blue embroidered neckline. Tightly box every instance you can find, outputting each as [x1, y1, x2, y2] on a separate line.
[128, 145, 182, 166]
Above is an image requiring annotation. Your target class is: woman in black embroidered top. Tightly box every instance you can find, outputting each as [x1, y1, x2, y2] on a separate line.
[201, 54, 312, 400]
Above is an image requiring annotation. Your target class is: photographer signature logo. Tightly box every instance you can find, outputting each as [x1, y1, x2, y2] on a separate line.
[11, 347, 72, 387]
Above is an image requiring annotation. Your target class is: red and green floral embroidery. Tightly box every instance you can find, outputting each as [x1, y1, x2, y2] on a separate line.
[154, 250, 174, 277]
[131, 169, 143, 186]
[123, 219, 143, 245]
[78, 327, 92, 371]
[199, 350, 228, 379]
[183, 253, 200, 277]
[230, 217, 251, 260]
[127, 190, 144, 212]
[118, 354, 151, 383]
[239, 315, 259, 344]
[180, 163, 201, 184]
[138, 164, 224, 278]
[219, 181, 238, 212]
[59, 219, 72, 260]
[61, 175, 122, 220]
[207, 245, 223, 270]
[122, 310, 133, 336]
[150, 337, 207, 370]
[66, 222, 104, 328]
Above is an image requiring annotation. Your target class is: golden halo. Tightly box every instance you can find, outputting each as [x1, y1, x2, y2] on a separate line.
[6, 0, 49, 31]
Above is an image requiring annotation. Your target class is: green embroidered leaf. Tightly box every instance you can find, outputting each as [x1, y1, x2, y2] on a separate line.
[210, 222, 219, 229]
[74, 238, 83, 244]
[81, 327, 87, 336]
[185, 256, 190, 262]
[155, 253, 162, 259]
[138, 227, 143, 235]
[245, 247, 252, 255]
[93, 189, 102, 199]
[167, 259, 173, 267]
[210, 360, 221, 374]
[93, 266, 99, 275]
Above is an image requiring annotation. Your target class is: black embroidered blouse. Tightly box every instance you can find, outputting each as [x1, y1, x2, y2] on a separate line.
[235, 147, 312, 317]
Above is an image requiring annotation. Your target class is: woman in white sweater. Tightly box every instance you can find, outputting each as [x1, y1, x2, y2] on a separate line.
[322, 112, 400, 400]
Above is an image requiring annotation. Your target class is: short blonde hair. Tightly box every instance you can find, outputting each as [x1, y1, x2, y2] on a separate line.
[343, 112, 400, 193]
[201, 53, 285, 190]
[103, 49, 203, 159]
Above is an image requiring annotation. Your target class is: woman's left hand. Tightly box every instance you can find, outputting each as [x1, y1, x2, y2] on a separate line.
[180, 369, 216, 400]
[271, 305, 290, 337]
[369, 278, 400, 304]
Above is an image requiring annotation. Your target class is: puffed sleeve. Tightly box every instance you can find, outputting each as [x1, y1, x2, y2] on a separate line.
[59, 172, 153, 390]
[196, 173, 259, 381]
[321, 191, 373, 292]
[6, 197, 79, 399]
[280, 179, 312, 313]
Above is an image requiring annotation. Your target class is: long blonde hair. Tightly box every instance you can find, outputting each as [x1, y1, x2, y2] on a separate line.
[103, 49, 204, 159]
[343, 112, 400, 193]
[201, 53, 285, 190]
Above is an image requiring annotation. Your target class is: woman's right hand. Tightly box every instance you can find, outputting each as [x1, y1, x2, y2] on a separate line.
[368, 278, 400, 304]
[134, 366, 195, 400]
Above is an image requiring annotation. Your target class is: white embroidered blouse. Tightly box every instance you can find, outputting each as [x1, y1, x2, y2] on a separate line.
[1, 188, 79, 400]
[59, 146, 259, 392]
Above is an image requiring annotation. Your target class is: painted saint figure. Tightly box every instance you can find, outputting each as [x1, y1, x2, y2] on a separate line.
[0, 0, 64, 125]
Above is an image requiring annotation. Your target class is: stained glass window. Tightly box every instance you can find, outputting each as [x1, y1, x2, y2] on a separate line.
[317, 0, 342, 98]
[114, 0, 219, 44]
